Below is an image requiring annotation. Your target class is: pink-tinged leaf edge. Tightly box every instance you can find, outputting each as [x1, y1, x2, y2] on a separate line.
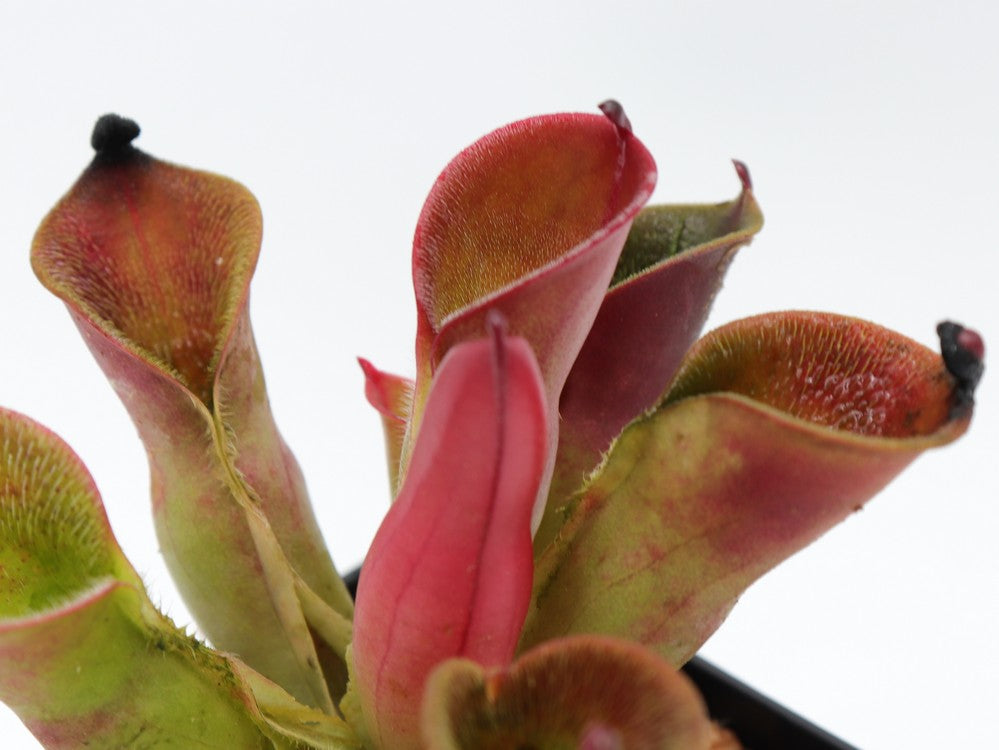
[523, 312, 977, 663]
[358, 358, 415, 496]
[405, 105, 657, 525]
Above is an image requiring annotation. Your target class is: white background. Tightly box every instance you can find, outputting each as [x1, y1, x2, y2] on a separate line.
[1, 2, 996, 747]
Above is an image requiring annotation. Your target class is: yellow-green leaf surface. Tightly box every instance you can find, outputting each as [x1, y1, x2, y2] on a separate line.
[522, 312, 972, 664]
[31, 116, 351, 708]
[0, 407, 330, 749]
[422, 635, 712, 750]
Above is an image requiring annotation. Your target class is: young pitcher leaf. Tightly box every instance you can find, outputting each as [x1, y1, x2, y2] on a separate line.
[540, 162, 763, 546]
[31, 115, 349, 707]
[352, 322, 548, 750]
[421, 635, 713, 750]
[523, 312, 977, 664]
[0, 407, 295, 749]
[358, 358, 414, 496]
[408, 104, 657, 496]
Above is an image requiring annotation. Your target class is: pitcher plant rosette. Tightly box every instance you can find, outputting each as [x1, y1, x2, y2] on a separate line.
[0, 103, 983, 749]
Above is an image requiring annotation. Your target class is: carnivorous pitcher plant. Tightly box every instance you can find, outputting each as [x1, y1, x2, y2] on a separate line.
[0, 103, 983, 748]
